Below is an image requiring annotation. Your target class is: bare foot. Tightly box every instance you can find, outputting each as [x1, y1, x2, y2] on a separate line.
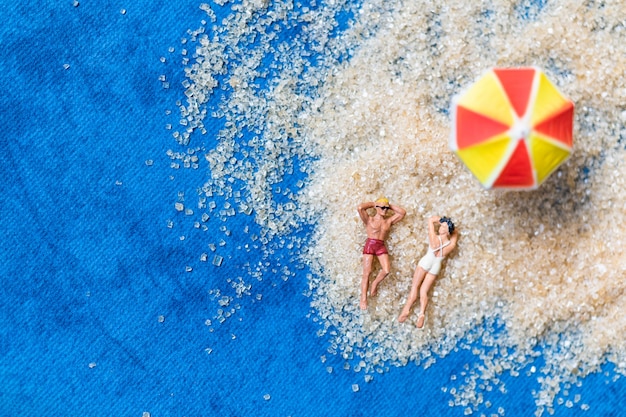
[360, 297, 368, 310]
[398, 307, 410, 322]
[416, 312, 425, 329]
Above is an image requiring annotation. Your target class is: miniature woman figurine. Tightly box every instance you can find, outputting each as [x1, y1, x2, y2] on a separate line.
[398, 216, 458, 328]
[357, 197, 406, 310]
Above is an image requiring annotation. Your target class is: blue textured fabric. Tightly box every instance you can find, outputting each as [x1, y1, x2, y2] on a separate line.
[1, 1, 624, 416]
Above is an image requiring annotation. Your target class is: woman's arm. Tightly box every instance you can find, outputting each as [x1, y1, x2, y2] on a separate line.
[427, 216, 440, 248]
[442, 230, 458, 257]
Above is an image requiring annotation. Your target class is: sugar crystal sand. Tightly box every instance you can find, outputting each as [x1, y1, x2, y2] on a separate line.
[172, 0, 626, 414]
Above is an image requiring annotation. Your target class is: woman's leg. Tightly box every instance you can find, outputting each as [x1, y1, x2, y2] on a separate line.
[416, 273, 437, 328]
[398, 265, 427, 322]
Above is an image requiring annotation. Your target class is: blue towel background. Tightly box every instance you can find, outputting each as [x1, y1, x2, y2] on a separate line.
[1, 1, 624, 416]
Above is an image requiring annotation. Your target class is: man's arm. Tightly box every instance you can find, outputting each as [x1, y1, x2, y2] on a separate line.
[357, 201, 375, 224]
[388, 204, 406, 225]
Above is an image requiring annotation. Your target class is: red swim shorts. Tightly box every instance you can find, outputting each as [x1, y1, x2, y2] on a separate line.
[363, 238, 388, 256]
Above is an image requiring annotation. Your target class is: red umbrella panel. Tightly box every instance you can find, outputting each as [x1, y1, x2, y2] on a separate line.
[449, 67, 574, 189]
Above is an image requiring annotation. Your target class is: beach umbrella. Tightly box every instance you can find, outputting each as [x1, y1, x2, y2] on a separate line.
[449, 67, 574, 189]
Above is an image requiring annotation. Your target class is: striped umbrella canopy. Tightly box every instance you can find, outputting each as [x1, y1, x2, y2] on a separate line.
[449, 67, 574, 189]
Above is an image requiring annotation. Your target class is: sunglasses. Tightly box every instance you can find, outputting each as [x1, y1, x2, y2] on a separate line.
[376, 206, 391, 210]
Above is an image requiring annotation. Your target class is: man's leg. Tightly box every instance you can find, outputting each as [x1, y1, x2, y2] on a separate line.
[370, 253, 390, 297]
[360, 254, 374, 309]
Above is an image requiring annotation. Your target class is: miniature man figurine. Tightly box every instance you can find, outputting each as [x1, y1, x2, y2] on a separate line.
[398, 216, 457, 328]
[357, 197, 406, 310]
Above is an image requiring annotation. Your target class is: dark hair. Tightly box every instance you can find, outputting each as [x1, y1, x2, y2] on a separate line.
[439, 216, 455, 234]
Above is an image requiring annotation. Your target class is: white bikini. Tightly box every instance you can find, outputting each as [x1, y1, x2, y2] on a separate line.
[417, 235, 450, 276]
